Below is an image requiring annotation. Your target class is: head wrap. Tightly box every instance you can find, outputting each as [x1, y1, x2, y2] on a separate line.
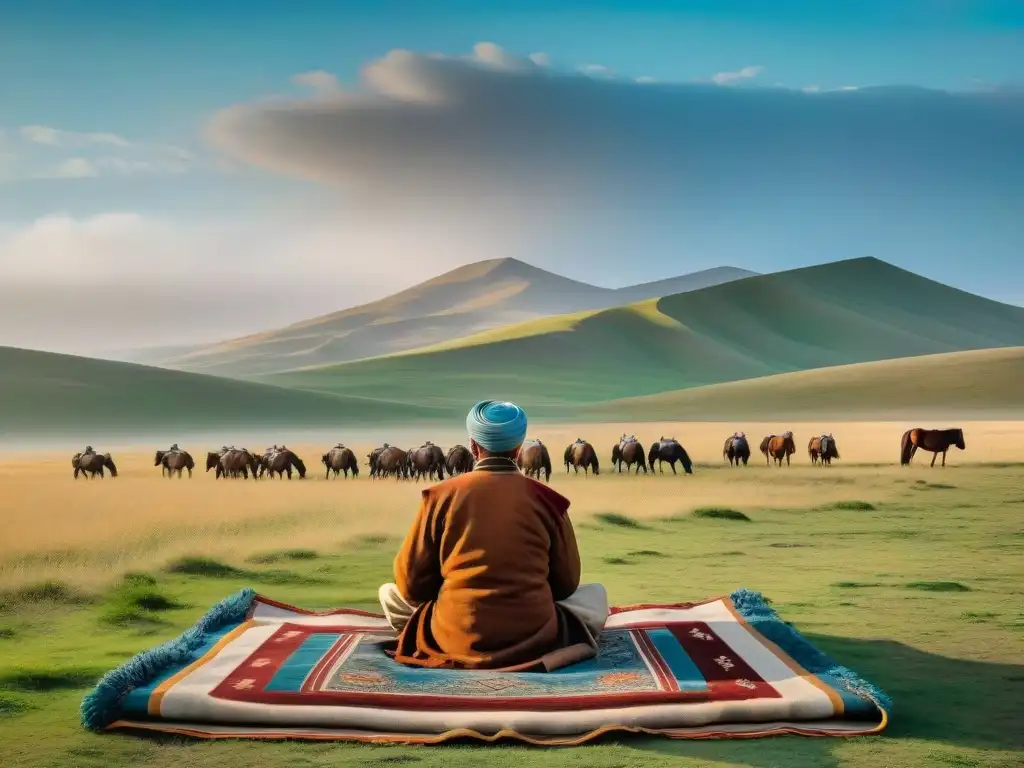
[466, 400, 528, 453]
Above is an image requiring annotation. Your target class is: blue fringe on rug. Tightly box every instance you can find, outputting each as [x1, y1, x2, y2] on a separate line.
[729, 588, 892, 713]
[80, 587, 257, 732]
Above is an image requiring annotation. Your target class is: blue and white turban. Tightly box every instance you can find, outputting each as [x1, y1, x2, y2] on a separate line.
[466, 400, 528, 452]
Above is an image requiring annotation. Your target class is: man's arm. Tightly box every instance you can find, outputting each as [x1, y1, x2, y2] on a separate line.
[393, 489, 444, 604]
[548, 512, 582, 601]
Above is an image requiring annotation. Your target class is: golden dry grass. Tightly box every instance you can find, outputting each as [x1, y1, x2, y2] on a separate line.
[1, 420, 1020, 591]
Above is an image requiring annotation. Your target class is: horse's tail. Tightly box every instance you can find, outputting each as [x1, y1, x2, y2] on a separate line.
[590, 448, 600, 475]
[542, 448, 552, 481]
[900, 430, 914, 465]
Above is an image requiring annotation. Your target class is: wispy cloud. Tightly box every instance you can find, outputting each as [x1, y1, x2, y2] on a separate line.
[711, 65, 763, 86]
[20, 125, 131, 148]
[292, 70, 342, 96]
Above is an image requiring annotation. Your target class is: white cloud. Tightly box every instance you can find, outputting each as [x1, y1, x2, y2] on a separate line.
[802, 85, 821, 93]
[20, 125, 131, 148]
[635, 76, 657, 84]
[711, 65, 763, 86]
[582, 64, 615, 76]
[51, 157, 99, 178]
[528, 52, 550, 67]
[292, 70, 342, 96]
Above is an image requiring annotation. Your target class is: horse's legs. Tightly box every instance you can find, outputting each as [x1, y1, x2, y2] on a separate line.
[930, 452, 937, 468]
[942, 449, 948, 467]
[670, 460, 677, 475]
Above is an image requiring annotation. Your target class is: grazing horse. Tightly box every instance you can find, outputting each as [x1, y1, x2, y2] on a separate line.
[611, 435, 647, 474]
[901, 428, 965, 467]
[648, 437, 693, 475]
[376, 446, 409, 480]
[723, 433, 750, 467]
[765, 432, 797, 467]
[72, 452, 117, 479]
[517, 439, 552, 483]
[564, 439, 600, 476]
[809, 434, 840, 466]
[215, 448, 258, 479]
[264, 448, 306, 479]
[322, 445, 359, 479]
[155, 449, 194, 478]
[408, 442, 445, 481]
[367, 445, 389, 478]
[445, 444, 475, 476]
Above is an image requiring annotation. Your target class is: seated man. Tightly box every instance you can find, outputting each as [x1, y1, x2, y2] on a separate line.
[379, 400, 608, 671]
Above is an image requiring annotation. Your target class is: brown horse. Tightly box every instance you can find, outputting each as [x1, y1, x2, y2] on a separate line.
[611, 436, 647, 474]
[445, 444, 475, 476]
[367, 445, 389, 478]
[765, 432, 796, 467]
[376, 446, 409, 479]
[72, 452, 117, 479]
[809, 434, 840, 466]
[517, 439, 552, 483]
[648, 438, 693, 475]
[263, 448, 306, 479]
[759, 434, 774, 465]
[901, 428, 965, 467]
[723, 433, 750, 467]
[564, 439, 600, 476]
[408, 442, 445, 481]
[214, 448, 258, 479]
[322, 445, 359, 478]
[155, 449, 194, 478]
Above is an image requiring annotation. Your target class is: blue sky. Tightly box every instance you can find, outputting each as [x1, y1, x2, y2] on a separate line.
[0, 1, 1022, 353]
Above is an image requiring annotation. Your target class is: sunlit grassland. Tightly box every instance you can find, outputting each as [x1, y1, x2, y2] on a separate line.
[0, 421, 1022, 767]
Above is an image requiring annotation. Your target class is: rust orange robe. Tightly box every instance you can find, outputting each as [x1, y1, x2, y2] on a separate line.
[391, 456, 585, 670]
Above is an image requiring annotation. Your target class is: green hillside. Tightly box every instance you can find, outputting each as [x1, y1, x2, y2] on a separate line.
[0, 346, 452, 438]
[149, 259, 754, 377]
[261, 258, 1024, 409]
[580, 346, 1024, 421]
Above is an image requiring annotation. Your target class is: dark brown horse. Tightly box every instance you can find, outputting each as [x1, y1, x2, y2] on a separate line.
[765, 432, 796, 467]
[367, 445, 389, 478]
[263, 448, 306, 479]
[517, 439, 551, 483]
[809, 434, 840, 466]
[611, 436, 647, 474]
[155, 449, 194, 478]
[408, 442, 445, 481]
[445, 444, 475, 476]
[322, 445, 359, 478]
[901, 428, 965, 467]
[376, 446, 409, 479]
[648, 437, 693, 475]
[723, 433, 750, 467]
[210, 448, 257, 479]
[564, 439, 600, 476]
[72, 452, 117, 479]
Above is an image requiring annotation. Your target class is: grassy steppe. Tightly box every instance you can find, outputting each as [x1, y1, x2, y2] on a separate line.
[0, 421, 1021, 767]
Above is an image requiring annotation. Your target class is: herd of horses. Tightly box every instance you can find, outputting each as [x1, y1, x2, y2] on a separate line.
[68, 427, 967, 481]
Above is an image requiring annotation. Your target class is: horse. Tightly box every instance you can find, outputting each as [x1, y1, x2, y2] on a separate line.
[408, 442, 445, 481]
[217, 448, 258, 479]
[611, 436, 647, 474]
[648, 437, 693, 475]
[322, 446, 359, 479]
[376, 446, 409, 480]
[517, 439, 551, 483]
[72, 452, 117, 479]
[809, 434, 839, 466]
[764, 432, 796, 467]
[723, 433, 750, 467]
[901, 428, 965, 467]
[264, 448, 306, 479]
[564, 439, 600, 476]
[445, 444, 475, 476]
[367, 445, 388, 478]
[155, 449, 194, 478]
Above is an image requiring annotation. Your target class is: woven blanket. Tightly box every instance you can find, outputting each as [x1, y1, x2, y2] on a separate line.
[81, 589, 890, 745]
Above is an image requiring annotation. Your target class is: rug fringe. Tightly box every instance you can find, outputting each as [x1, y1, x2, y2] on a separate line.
[80, 587, 257, 732]
[729, 588, 892, 713]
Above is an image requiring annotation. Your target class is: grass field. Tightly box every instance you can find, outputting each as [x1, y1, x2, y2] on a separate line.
[1, 421, 1022, 767]
[262, 258, 1024, 406]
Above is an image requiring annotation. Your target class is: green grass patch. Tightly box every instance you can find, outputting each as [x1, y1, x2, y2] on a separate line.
[833, 581, 885, 588]
[593, 512, 646, 529]
[165, 557, 246, 578]
[0, 628, 16, 640]
[246, 549, 319, 564]
[627, 549, 666, 557]
[100, 573, 185, 628]
[907, 581, 971, 592]
[0, 581, 94, 613]
[692, 507, 751, 521]
[833, 500, 876, 511]
[602, 556, 632, 565]
[0, 692, 31, 718]
[0, 666, 104, 692]
[768, 542, 811, 548]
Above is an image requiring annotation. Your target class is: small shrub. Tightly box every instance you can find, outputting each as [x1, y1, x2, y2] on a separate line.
[247, 549, 319, 565]
[834, 501, 876, 511]
[0, 581, 93, 613]
[602, 556, 632, 565]
[906, 581, 970, 592]
[692, 507, 750, 522]
[165, 557, 245, 578]
[594, 512, 646, 529]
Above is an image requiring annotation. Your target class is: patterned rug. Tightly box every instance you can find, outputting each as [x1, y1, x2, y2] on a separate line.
[81, 589, 891, 744]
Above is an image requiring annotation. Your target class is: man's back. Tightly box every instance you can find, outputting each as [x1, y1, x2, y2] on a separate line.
[392, 462, 581, 668]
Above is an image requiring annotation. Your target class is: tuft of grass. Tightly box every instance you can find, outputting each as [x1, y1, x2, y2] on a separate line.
[594, 512, 646, 529]
[834, 500, 876, 511]
[906, 581, 971, 592]
[718, 550, 746, 556]
[692, 507, 751, 521]
[0, 666, 104, 692]
[768, 542, 811, 548]
[0, 692, 31, 718]
[165, 557, 245, 579]
[246, 549, 318, 565]
[960, 611, 998, 623]
[252, 570, 329, 587]
[602, 556, 632, 565]
[101, 573, 185, 627]
[0, 581, 93, 613]
[627, 550, 665, 557]
[0, 628, 16, 640]
[833, 581, 885, 588]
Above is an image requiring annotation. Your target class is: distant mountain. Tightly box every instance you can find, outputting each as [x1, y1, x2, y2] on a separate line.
[147, 259, 756, 377]
[258, 257, 1024, 410]
[0, 346, 451, 438]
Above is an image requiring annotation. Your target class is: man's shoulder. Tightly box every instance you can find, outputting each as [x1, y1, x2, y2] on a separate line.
[424, 471, 570, 517]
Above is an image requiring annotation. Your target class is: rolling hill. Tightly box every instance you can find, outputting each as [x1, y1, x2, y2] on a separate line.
[579, 347, 1024, 421]
[260, 257, 1024, 410]
[0, 346, 453, 439]
[149, 259, 755, 377]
